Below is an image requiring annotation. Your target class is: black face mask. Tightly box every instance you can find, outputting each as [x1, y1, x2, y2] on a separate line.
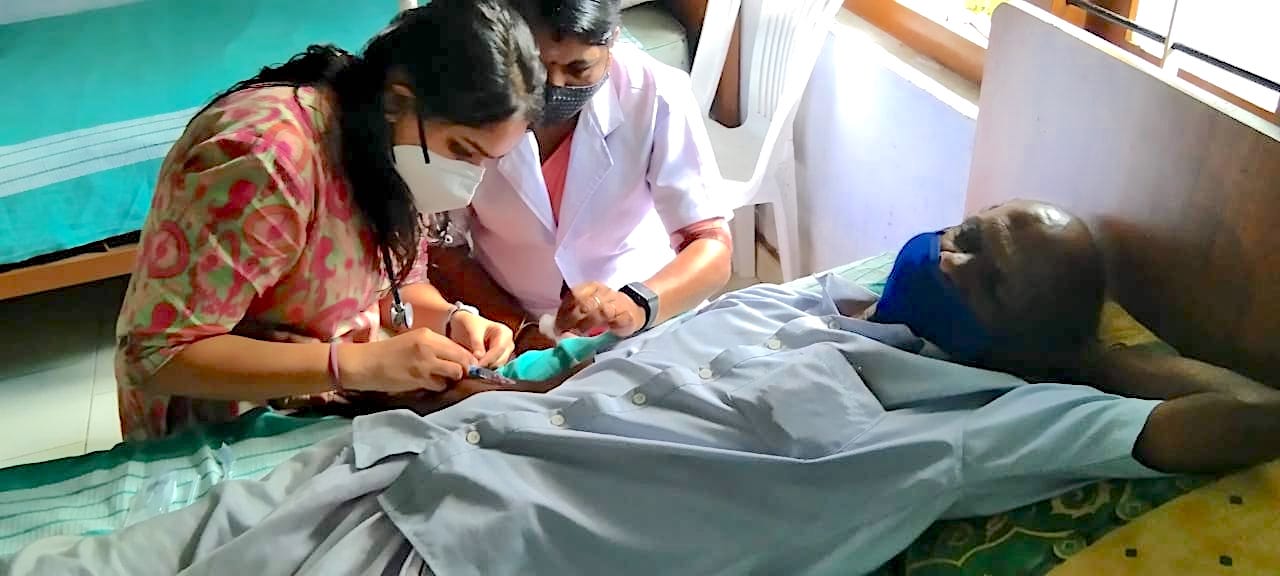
[542, 73, 608, 125]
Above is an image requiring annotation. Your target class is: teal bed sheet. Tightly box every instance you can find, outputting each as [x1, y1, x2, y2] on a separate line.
[0, 0, 399, 265]
[0, 409, 348, 557]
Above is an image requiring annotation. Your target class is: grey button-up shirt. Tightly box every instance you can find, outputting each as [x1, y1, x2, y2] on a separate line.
[352, 275, 1162, 576]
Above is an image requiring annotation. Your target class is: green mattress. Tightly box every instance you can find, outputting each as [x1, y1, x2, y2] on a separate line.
[0, 253, 1205, 573]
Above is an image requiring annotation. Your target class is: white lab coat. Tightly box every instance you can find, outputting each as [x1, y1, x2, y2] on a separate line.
[467, 45, 728, 316]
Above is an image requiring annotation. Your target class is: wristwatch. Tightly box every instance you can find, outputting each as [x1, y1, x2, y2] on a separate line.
[444, 302, 480, 337]
[619, 282, 659, 333]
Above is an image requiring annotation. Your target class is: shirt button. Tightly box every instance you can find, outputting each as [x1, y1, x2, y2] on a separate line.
[549, 413, 566, 427]
[766, 338, 782, 350]
[465, 430, 481, 445]
[828, 320, 840, 329]
[631, 392, 647, 405]
[698, 367, 714, 380]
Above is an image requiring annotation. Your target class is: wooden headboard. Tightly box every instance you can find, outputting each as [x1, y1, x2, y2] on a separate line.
[967, 1, 1280, 382]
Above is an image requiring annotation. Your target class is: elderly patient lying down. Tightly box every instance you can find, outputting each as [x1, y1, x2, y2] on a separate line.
[9, 200, 1279, 576]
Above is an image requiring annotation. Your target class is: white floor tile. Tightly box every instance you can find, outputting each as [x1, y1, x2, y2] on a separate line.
[0, 280, 116, 381]
[86, 391, 123, 454]
[756, 245, 784, 285]
[93, 343, 118, 396]
[94, 316, 120, 397]
[0, 443, 85, 470]
[94, 277, 128, 396]
[0, 357, 95, 461]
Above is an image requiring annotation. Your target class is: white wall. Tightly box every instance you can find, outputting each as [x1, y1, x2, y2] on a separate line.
[780, 12, 980, 273]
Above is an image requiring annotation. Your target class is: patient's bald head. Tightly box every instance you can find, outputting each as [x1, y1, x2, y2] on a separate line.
[938, 200, 1105, 376]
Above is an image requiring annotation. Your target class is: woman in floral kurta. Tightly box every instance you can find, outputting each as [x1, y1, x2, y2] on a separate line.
[116, 1, 546, 439]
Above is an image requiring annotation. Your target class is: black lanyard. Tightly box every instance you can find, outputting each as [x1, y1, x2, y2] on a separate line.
[382, 247, 412, 330]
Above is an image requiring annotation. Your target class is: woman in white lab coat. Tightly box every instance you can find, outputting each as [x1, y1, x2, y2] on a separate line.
[450, 0, 733, 343]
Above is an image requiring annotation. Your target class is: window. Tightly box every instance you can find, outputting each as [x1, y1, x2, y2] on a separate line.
[846, 0, 1279, 122]
[1060, 0, 1279, 121]
[1132, 0, 1279, 113]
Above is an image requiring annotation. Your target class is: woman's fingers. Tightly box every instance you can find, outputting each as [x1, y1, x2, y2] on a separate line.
[603, 291, 643, 336]
[426, 359, 465, 387]
[465, 327, 487, 360]
[410, 329, 474, 385]
[428, 338, 476, 368]
[479, 325, 514, 367]
[557, 284, 601, 333]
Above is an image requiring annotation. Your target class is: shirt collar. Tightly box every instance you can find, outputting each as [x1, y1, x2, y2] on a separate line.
[814, 273, 952, 361]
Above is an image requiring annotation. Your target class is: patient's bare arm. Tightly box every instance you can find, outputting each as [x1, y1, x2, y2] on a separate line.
[1085, 346, 1280, 403]
[1134, 391, 1280, 474]
[1088, 347, 1280, 474]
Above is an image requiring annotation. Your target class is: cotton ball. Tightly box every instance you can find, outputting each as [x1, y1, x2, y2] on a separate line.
[538, 314, 559, 341]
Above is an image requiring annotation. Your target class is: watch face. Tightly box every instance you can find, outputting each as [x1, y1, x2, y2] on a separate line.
[623, 283, 658, 329]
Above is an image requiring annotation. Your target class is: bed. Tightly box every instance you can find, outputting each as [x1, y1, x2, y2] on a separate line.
[0, 252, 1261, 573]
[3, 0, 1277, 572]
[0, 0, 693, 300]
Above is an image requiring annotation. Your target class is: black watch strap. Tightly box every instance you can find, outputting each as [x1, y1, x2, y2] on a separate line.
[620, 282, 659, 332]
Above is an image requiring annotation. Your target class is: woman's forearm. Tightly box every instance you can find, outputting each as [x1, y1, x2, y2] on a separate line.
[147, 335, 332, 401]
[645, 238, 732, 324]
[426, 245, 535, 336]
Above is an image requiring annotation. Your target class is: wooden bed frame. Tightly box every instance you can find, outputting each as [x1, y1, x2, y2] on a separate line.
[0, 242, 138, 302]
[967, 1, 1280, 382]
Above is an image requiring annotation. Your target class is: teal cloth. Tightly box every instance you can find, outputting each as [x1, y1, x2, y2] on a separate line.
[0, 410, 349, 557]
[1, 0, 395, 143]
[497, 334, 621, 381]
[0, 0, 396, 264]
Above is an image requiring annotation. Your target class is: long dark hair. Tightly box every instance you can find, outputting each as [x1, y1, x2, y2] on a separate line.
[195, 0, 544, 285]
[515, 0, 621, 45]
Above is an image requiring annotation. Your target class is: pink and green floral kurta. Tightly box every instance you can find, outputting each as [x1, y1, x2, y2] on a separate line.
[116, 86, 428, 440]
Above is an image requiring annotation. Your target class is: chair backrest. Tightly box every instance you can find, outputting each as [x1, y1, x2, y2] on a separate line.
[739, 0, 843, 133]
[687, 0, 743, 115]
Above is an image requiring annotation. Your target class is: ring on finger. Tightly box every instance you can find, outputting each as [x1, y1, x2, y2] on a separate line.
[592, 295, 603, 310]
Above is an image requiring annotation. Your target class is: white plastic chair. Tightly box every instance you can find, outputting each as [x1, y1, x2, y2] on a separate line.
[687, 0, 743, 115]
[691, 0, 843, 282]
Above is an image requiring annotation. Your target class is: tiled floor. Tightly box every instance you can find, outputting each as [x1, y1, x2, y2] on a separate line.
[0, 277, 128, 469]
[0, 245, 780, 471]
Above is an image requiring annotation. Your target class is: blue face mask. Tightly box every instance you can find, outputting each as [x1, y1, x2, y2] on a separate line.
[871, 231, 993, 361]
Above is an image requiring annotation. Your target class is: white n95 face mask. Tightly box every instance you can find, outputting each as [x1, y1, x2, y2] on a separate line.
[392, 145, 485, 216]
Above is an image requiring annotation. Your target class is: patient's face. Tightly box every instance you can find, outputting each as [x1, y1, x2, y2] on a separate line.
[936, 200, 1079, 330]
